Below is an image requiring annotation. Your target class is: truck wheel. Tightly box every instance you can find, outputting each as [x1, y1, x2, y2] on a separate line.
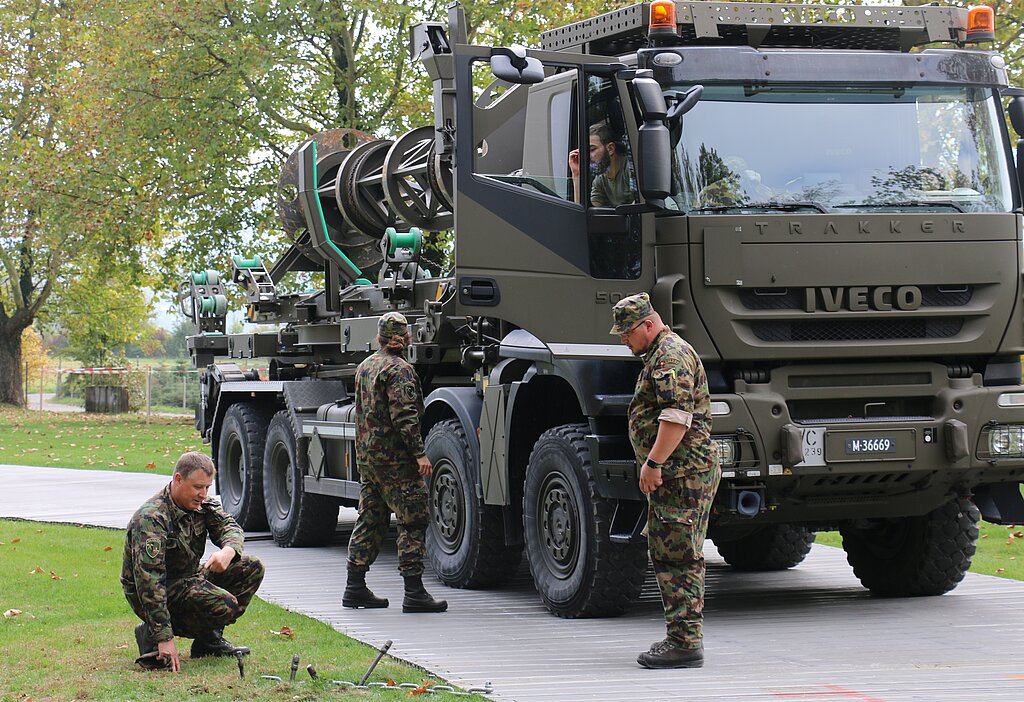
[262, 410, 340, 547]
[426, 419, 522, 587]
[216, 403, 270, 531]
[840, 497, 979, 596]
[714, 525, 816, 571]
[523, 423, 646, 618]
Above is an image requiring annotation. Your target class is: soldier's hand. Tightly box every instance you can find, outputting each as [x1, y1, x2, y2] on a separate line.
[568, 149, 580, 178]
[416, 455, 433, 477]
[639, 463, 663, 494]
[158, 639, 181, 672]
[204, 546, 236, 573]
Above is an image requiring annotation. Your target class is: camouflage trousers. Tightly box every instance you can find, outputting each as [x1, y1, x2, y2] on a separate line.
[647, 463, 721, 649]
[347, 463, 428, 577]
[125, 554, 265, 639]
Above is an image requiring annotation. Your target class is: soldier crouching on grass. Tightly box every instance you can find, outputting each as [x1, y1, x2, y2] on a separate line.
[121, 451, 265, 671]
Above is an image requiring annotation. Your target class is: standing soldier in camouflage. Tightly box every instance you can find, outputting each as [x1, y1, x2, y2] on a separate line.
[121, 451, 265, 671]
[343, 311, 447, 613]
[610, 293, 721, 669]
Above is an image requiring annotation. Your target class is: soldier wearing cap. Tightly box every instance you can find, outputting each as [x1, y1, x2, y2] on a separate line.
[343, 311, 447, 613]
[610, 293, 720, 669]
[122, 451, 264, 671]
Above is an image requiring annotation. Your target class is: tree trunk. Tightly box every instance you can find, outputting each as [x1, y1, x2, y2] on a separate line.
[0, 317, 30, 407]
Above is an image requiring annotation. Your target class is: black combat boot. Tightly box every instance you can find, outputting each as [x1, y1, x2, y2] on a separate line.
[402, 574, 448, 613]
[636, 640, 704, 669]
[342, 569, 389, 609]
[190, 628, 246, 658]
[134, 622, 170, 670]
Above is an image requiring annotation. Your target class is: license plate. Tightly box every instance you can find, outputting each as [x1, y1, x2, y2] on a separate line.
[800, 427, 826, 467]
[844, 437, 897, 455]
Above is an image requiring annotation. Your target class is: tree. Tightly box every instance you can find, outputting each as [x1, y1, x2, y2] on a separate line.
[56, 264, 154, 367]
[0, 1, 164, 405]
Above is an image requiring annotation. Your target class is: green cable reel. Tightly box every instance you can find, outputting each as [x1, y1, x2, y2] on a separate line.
[191, 270, 221, 286]
[199, 295, 228, 316]
[384, 227, 422, 257]
[232, 255, 262, 269]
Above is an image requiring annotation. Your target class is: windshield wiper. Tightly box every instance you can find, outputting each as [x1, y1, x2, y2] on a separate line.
[832, 201, 965, 213]
[691, 200, 829, 214]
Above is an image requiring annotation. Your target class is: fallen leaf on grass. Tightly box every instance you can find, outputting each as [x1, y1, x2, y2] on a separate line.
[1015, 531, 1023, 539]
[29, 566, 43, 574]
[387, 680, 397, 686]
[12, 538, 20, 543]
[407, 686, 429, 696]
[4, 609, 23, 618]
[996, 568, 1006, 573]
[270, 625, 294, 637]
[103, 547, 113, 551]
[144, 462, 156, 470]
[115, 643, 129, 649]
[981, 534, 989, 539]
[50, 571, 61, 580]
[35, 529, 42, 533]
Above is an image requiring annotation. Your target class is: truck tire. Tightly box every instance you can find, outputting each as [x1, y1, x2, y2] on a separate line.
[523, 424, 646, 618]
[216, 403, 270, 531]
[840, 497, 979, 597]
[262, 410, 340, 547]
[715, 525, 816, 571]
[426, 419, 522, 587]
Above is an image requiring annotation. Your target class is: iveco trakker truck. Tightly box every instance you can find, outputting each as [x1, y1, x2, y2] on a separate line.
[181, 2, 1024, 617]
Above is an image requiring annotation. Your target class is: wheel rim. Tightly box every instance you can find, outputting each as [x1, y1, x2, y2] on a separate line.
[430, 459, 465, 555]
[268, 440, 293, 521]
[537, 472, 580, 579]
[223, 433, 244, 507]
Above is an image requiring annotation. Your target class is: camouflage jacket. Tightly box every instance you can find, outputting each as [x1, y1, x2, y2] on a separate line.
[628, 328, 718, 479]
[120, 483, 245, 641]
[354, 350, 426, 468]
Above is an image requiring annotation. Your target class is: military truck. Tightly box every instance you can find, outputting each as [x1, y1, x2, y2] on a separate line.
[181, 1, 1024, 617]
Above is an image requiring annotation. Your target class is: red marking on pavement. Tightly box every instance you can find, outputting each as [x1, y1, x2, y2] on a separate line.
[771, 684, 887, 702]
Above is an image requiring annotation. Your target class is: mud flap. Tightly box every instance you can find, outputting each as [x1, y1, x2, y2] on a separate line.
[973, 482, 1024, 524]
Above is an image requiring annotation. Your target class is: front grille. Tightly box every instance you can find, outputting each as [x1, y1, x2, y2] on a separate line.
[752, 318, 963, 342]
[739, 285, 973, 311]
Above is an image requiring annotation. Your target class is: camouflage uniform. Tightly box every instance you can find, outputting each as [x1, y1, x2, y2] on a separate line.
[121, 484, 265, 642]
[612, 294, 721, 651]
[348, 312, 429, 577]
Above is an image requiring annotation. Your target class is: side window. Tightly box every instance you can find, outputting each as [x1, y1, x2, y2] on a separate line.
[471, 62, 578, 202]
[583, 75, 638, 209]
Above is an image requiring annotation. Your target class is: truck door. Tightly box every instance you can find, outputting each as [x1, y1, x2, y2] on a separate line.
[453, 47, 657, 345]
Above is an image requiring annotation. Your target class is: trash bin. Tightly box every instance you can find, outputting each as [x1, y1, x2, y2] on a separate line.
[85, 386, 129, 413]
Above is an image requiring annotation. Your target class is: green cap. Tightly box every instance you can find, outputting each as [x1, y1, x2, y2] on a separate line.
[379, 311, 409, 338]
[609, 293, 654, 335]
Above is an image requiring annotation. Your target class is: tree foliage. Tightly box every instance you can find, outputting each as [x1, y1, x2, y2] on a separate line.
[0, 0, 162, 405]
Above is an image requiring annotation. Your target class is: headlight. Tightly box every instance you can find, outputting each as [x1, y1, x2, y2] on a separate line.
[715, 438, 736, 467]
[988, 425, 1024, 456]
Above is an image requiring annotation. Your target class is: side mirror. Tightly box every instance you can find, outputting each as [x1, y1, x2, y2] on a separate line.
[633, 70, 671, 208]
[1009, 96, 1024, 139]
[490, 45, 544, 85]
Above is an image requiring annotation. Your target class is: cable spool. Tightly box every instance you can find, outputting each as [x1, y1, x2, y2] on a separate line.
[382, 126, 453, 232]
[277, 128, 384, 273]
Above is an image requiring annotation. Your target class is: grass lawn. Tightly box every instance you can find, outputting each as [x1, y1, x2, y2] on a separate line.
[0, 407, 204, 474]
[816, 519, 1024, 581]
[0, 520, 485, 702]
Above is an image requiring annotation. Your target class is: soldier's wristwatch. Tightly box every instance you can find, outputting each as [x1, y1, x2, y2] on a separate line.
[644, 458, 664, 470]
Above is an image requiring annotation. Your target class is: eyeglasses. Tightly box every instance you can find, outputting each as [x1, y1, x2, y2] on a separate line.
[619, 320, 647, 340]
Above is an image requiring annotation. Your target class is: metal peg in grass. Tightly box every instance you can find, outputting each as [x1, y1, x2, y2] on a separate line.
[358, 639, 393, 686]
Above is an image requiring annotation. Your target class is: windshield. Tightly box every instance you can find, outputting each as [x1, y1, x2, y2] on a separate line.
[669, 85, 1014, 214]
